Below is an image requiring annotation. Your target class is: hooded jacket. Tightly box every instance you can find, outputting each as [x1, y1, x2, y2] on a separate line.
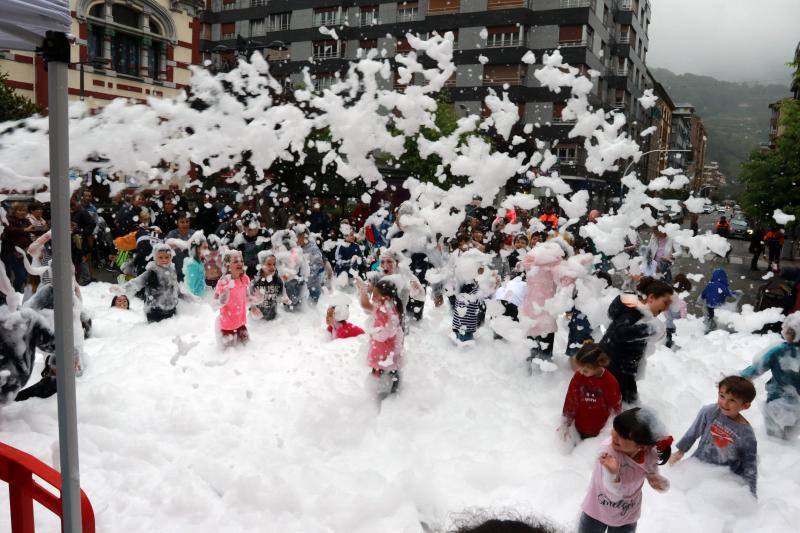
[599, 296, 651, 377]
[701, 268, 734, 309]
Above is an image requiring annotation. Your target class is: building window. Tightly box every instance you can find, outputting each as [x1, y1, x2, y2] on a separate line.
[268, 12, 291, 31]
[555, 144, 579, 164]
[359, 39, 378, 52]
[397, 2, 419, 22]
[313, 40, 342, 59]
[88, 26, 104, 59]
[112, 4, 140, 27]
[483, 64, 525, 86]
[314, 7, 340, 27]
[250, 19, 265, 36]
[359, 6, 379, 26]
[221, 0, 237, 11]
[558, 25, 584, 46]
[314, 73, 337, 92]
[221, 22, 236, 40]
[396, 37, 414, 54]
[419, 30, 459, 48]
[84, 1, 173, 81]
[113, 33, 140, 76]
[486, 26, 523, 48]
[428, 0, 460, 16]
[148, 42, 161, 79]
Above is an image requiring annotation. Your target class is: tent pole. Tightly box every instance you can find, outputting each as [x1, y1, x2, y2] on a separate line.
[43, 31, 82, 533]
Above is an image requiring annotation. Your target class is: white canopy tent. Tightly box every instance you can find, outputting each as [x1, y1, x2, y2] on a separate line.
[0, 1, 83, 531]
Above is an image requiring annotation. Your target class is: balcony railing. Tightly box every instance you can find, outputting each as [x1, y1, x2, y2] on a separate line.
[617, 33, 630, 44]
[488, 0, 527, 10]
[313, 49, 343, 60]
[483, 76, 523, 86]
[266, 49, 290, 61]
[614, 67, 629, 76]
[358, 14, 380, 26]
[613, 101, 626, 109]
[617, 0, 634, 10]
[558, 38, 587, 48]
[560, 0, 592, 7]
[268, 21, 291, 31]
[397, 9, 418, 22]
[486, 36, 524, 48]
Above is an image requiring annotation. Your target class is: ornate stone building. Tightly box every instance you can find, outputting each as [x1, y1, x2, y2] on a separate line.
[0, 0, 204, 110]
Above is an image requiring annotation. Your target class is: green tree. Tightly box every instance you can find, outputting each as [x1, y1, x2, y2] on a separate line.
[0, 71, 39, 122]
[740, 98, 800, 231]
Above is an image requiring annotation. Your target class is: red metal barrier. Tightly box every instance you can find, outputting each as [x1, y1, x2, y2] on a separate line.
[0, 442, 95, 533]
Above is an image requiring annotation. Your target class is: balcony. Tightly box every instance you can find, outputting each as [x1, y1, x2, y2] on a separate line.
[487, 0, 528, 9]
[617, 0, 634, 10]
[358, 13, 380, 26]
[617, 33, 630, 44]
[560, 0, 592, 7]
[266, 49, 290, 61]
[483, 76, 523, 86]
[614, 67, 629, 76]
[486, 35, 524, 48]
[313, 49, 343, 60]
[558, 38, 588, 48]
[429, 2, 460, 16]
[397, 9, 418, 22]
[613, 101, 626, 109]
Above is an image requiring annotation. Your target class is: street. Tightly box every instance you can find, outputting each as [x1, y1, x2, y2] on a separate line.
[669, 212, 796, 313]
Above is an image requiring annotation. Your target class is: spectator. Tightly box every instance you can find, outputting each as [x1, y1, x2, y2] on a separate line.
[308, 197, 331, 237]
[763, 226, 785, 267]
[749, 226, 765, 272]
[166, 213, 193, 281]
[26, 202, 49, 237]
[1, 202, 34, 292]
[155, 200, 179, 235]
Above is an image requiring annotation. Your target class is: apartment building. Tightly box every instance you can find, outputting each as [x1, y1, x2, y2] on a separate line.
[199, 0, 655, 191]
[644, 76, 674, 182]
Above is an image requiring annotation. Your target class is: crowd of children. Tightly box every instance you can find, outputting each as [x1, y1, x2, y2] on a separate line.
[3, 188, 800, 532]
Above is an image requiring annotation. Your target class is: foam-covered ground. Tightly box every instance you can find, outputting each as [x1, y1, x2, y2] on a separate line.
[1, 282, 799, 532]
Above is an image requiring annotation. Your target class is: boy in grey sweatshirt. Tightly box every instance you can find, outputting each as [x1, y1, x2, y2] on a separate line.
[669, 376, 758, 495]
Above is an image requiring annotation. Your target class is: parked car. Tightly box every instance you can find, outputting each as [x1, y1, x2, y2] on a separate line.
[730, 217, 751, 239]
[703, 204, 714, 214]
[717, 205, 727, 213]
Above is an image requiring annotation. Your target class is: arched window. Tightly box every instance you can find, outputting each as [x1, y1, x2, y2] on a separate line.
[81, 0, 175, 81]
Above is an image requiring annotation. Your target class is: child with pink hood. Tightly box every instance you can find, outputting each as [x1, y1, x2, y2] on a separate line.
[521, 240, 592, 361]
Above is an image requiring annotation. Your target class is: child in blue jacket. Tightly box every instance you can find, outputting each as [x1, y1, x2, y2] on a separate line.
[700, 268, 740, 331]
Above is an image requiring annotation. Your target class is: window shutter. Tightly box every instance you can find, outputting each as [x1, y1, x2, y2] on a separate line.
[396, 38, 413, 52]
[488, 25, 518, 35]
[428, 0, 460, 12]
[559, 25, 583, 41]
[221, 23, 235, 34]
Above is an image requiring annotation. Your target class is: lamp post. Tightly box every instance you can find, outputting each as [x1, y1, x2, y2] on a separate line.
[74, 56, 109, 101]
[618, 148, 693, 206]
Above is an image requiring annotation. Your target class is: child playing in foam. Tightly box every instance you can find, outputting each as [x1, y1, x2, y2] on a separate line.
[214, 250, 252, 348]
[326, 304, 365, 339]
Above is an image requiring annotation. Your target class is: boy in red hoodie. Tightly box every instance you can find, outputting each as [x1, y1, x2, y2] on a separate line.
[326, 304, 365, 339]
[560, 342, 622, 441]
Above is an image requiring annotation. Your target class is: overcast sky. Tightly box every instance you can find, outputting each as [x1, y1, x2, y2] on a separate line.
[648, 0, 799, 85]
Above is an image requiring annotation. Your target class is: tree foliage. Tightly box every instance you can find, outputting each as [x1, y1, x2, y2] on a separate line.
[0, 71, 39, 122]
[740, 98, 800, 231]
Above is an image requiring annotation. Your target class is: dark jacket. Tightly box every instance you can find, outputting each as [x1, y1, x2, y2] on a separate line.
[599, 296, 650, 377]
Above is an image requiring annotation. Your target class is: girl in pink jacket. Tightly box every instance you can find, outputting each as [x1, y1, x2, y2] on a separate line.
[521, 240, 590, 361]
[214, 250, 252, 348]
[579, 407, 672, 532]
[357, 278, 404, 401]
